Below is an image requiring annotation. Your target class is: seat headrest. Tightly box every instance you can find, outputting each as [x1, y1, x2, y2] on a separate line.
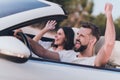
[94, 36, 120, 66]
[94, 36, 105, 54]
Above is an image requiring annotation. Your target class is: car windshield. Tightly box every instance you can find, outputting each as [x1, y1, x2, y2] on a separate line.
[0, 0, 50, 18]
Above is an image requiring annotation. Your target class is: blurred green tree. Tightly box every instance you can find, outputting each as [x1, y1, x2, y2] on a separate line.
[47, 0, 94, 28]
[92, 13, 106, 36]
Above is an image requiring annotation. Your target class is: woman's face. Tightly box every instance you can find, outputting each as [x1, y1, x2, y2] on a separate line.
[54, 28, 66, 46]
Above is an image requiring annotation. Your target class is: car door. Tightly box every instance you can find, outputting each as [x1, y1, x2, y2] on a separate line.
[0, 56, 120, 80]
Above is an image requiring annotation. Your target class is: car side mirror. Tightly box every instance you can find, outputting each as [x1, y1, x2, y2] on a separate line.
[0, 36, 31, 63]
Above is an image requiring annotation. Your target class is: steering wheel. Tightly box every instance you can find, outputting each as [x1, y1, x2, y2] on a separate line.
[0, 31, 32, 63]
[17, 32, 32, 58]
[1, 30, 33, 56]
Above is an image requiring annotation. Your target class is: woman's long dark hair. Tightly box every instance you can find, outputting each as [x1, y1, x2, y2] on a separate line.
[51, 27, 74, 50]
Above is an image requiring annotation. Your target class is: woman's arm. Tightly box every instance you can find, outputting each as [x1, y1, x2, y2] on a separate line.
[33, 20, 57, 42]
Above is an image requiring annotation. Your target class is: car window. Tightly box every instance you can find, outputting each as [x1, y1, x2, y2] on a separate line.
[0, 0, 50, 18]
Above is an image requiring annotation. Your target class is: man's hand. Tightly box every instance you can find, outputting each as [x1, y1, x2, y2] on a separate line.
[14, 29, 23, 36]
[105, 3, 113, 16]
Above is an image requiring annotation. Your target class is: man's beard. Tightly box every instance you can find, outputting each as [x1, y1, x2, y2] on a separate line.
[74, 45, 87, 52]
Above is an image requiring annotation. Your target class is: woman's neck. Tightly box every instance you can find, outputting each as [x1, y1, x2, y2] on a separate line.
[54, 45, 64, 52]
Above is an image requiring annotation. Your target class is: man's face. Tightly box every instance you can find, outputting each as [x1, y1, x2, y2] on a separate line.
[74, 27, 92, 52]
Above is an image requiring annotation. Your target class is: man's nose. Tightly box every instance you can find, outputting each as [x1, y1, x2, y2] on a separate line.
[76, 34, 80, 38]
[76, 36, 80, 41]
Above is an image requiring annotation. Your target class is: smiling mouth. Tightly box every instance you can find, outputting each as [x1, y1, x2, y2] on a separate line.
[75, 40, 81, 48]
[76, 39, 81, 44]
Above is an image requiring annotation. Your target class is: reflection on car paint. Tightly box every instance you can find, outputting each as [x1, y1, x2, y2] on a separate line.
[0, 0, 50, 18]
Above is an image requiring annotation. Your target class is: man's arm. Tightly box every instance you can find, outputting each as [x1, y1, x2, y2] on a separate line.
[28, 38, 60, 61]
[95, 3, 116, 67]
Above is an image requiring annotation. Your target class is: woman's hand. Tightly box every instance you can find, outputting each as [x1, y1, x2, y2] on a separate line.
[43, 20, 57, 32]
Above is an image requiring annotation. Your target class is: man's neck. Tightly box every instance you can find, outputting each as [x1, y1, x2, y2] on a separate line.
[80, 46, 94, 57]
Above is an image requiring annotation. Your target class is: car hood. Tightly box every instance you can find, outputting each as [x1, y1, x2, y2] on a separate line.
[0, 0, 67, 32]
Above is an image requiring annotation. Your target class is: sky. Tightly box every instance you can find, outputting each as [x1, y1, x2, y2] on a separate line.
[92, 0, 120, 20]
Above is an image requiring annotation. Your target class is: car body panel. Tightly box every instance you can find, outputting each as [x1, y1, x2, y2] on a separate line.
[0, 58, 120, 80]
[0, 36, 30, 58]
[0, 0, 66, 31]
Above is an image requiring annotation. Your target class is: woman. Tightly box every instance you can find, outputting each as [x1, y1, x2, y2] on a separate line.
[33, 20, 75, 52]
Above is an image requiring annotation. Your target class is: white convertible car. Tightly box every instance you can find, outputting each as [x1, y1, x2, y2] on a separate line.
[0, 0, 120, 80]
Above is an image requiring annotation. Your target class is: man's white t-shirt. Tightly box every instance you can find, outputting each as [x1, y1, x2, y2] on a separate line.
[38, 40, 95, 66]
[58, 49, 95, 66]
[72, 56, 96, 66]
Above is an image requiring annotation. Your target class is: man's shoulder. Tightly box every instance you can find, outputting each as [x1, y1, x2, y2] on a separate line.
[72, 56, 96, 65]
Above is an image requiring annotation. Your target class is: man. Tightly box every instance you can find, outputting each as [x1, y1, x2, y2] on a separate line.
[28, 3, 115, 67]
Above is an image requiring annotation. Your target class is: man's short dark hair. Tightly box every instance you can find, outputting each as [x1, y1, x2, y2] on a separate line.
[80, 21, 100, 41]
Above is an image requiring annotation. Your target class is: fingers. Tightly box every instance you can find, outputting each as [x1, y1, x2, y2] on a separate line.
[47, 20, 57, 27]
[14, 29, 23, 36]
[49, 20, 57, 29]
[104, 3, 107, 11]
[45, 20, 57, 30]
[47, 20, 56, 24]
[104, 3, 113, 14]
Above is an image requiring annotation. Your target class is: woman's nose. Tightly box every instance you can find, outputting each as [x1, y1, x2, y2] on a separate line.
[55, 35, 57, 38]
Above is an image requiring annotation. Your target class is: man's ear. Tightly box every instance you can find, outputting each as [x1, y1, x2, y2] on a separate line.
[93, 38, 97, 44]
[90, 36, 97, 45]
[87, 37, 97, 49]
